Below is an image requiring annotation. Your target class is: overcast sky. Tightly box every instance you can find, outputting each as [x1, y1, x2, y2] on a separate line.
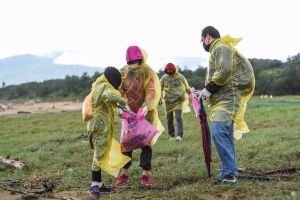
[0, 0, 299, 71]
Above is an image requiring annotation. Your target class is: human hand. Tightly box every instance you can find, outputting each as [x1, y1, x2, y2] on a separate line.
[201, 88, 211, 99]
[196, 88, 211, 101]
[117, 108, 123, 116]
[142, 106, 148, 116]
[190, 87, 196, 93]
[195, 88, 211, 101]
[123, 105, 134, 115]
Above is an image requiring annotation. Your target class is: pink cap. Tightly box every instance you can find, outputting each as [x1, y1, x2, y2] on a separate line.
[126, 46, 143, 64]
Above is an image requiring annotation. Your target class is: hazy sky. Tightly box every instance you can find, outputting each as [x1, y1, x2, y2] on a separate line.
[0, 0, 299, 71]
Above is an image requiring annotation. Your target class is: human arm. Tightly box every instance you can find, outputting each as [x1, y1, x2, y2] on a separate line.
[200, 45, 233, 99]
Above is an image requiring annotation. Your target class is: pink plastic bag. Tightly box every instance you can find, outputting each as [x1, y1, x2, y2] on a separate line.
[120, 108, 158, 153]
[190, 92, 200, 117]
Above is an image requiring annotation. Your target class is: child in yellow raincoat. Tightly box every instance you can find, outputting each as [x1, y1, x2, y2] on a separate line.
[160, 63, 191, 141]
[86, 67, 131, 199]
[116, 46, 163, 186]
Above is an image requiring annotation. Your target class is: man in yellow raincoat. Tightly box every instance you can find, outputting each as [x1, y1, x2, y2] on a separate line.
[116, 46, 162, 186]
[86, 67, 131, 199]
[198, 26, 255, 184]
[160, 62, 191, 141]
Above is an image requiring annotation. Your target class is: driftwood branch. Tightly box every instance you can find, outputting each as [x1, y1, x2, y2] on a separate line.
[238, 167, 300, 181]
[263, 167, 298, 175]
[0, 156, 25, 169]
[0, 185, 26, 194]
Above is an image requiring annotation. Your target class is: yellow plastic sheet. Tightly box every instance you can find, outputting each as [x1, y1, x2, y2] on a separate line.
[206, 35, 255, 139]
[82, 92, 93, 122]
[96, 138, 131, 177]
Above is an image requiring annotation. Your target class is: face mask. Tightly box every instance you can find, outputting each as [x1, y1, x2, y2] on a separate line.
[166, 70, 175, 75]
[128, 63, 142, 71]
[203, 42, 211, 52]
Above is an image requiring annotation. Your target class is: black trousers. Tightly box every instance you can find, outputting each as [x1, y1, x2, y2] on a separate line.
[122, 145, 152, 170]
[167, 110, 183, 137]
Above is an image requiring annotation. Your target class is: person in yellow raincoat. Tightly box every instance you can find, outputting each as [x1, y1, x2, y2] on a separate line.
[160, 62, 191, 141]
[86, 66, 131, 199]
[197, 26, 255, 184]
[116, 45, 162, 187]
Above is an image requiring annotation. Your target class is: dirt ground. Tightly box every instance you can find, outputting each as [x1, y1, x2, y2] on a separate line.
[0, 101, 82, 116]
[0, 101, 83, 199]
[0, 189, 80, 200]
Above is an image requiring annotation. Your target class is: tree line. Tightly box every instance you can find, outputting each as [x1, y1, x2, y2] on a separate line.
[0, 54, 299, 100]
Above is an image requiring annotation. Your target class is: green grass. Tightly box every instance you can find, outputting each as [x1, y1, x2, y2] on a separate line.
[0, 96, 299, 200]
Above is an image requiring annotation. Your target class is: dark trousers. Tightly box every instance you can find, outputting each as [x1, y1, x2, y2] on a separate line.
[167, 110, 183, 137]
[92, 170, 101, 182]
[122, 145, 152, 170]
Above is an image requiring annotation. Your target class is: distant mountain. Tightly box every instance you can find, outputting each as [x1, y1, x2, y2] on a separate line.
[172, 56, 208, 70]
[0, 54, 104, 86]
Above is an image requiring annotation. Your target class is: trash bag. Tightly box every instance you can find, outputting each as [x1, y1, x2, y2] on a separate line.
[120, 108, 158, 152]
[82, 92, 93, 122]
[190, 92, 200, 117]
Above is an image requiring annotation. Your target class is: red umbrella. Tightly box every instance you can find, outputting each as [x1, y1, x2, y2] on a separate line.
[198, 97, 212, 178]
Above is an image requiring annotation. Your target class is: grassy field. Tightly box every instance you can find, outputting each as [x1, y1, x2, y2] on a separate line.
[0, 96, 299, 200]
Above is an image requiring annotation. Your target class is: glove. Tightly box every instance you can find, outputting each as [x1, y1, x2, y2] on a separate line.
[142, 106, 148, 117]
[117, 108, 123, 116]
[196, 88, 211, 101]
[190, 87, 196, 93]
[117, 105, 133, 116]
[123, 105, 134, 114]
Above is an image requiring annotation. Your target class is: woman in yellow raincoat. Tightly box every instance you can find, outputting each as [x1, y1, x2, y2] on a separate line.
[86, 67, 131, 199]
[198, 26, 255, 184]
[116, 46, 163, 187]
[160, 62, 191, 141]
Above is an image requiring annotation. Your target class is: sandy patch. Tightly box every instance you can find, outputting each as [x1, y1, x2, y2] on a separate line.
[0, 101, 82, 116]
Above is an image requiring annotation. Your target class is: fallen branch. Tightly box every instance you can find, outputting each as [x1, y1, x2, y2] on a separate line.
[17, 111, 31, 114]
[237, 174, 270, 180]
[238, 167, 300, 181]
[0, 156, 25, 169]
[263, 167, 299, 175]
[238, 169, 264, 176]
[60, 197, 79, 200]
[0, 185, 26, 194]
[0, 181, 55, 198]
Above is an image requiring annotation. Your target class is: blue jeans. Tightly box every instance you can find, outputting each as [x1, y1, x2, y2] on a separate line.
[212, 121, 237, 179]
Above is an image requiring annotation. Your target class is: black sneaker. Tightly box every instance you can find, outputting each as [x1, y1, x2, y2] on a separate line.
[87, 186, 101, 199]
[222, 175, 237, 183]
[99, 185, 112, 193]
[213, 175, 237, 185]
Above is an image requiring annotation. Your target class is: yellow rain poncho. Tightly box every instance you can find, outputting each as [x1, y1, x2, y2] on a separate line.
[206, 35, 255, 139]
[160, 68, 191, 113]
[119, 49, 164, 144]
[87, 75, 131, 177]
